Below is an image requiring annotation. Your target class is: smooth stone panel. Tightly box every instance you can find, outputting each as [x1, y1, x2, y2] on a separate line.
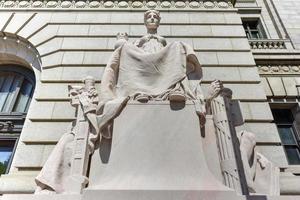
[88, 103, 229, 192]
[2, 194, 81, 200]
[83, 190, 242, 200]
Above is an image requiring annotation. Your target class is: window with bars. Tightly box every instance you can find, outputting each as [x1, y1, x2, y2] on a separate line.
[242, 19, 267, 39]
[272, 108, 300, 165]
[0, 65, 35, 175]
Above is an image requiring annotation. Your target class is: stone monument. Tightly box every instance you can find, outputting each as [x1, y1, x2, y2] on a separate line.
[27, 9, 280, 200]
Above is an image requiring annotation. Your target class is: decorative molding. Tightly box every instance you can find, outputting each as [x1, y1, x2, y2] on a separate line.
[257, 64, 300, 74]
[0, 0, 234, 9]
[0, 33, 41, 71]
[249, 40, 286, 50]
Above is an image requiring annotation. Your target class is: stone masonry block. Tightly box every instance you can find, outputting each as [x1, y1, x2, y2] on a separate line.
[21, 121, 70, 143]
[256, 145, 288, 167]
[5, 13, 34, 34]
[0, 13, 13, 31]
[267, 77, 286, 97]
[235, 122, 281, 144]
[239, 102, 273, 122]
[37, 37, 63, 56]
[18, 13, 51, 39]
[29, 24, 59, 46]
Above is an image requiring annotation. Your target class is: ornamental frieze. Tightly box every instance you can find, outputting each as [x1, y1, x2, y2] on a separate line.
[0, 0, 234, 9]
[257, 64, 300, 74]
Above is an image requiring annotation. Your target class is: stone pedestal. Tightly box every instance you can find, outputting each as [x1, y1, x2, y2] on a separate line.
[84, 102, 234, 200]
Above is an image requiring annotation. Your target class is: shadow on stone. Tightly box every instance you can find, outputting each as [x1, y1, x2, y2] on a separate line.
[246, 195, 268, 200]
[169, 101, 185, 110]
[99, 137, 112, 164]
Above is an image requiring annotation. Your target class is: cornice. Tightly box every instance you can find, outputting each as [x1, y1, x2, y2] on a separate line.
[0, 0, 234, 10]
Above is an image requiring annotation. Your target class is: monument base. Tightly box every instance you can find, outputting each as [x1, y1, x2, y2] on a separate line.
[83, 190, 241, 200]
[2, 193, 299, 200]
[86, 102, 229, 194]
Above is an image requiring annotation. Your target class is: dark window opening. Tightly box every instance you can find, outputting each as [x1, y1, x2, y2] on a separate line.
[242, 19, 267, 39]
[0, 139, 17, 175]
[272, 108, 300, 165]
[0, 65, 35, 175]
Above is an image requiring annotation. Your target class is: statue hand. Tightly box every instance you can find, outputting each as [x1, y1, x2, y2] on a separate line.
[207, 80, 223, 100]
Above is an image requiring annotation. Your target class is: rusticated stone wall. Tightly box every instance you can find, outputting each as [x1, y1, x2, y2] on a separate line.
[272, 0, 300, 49]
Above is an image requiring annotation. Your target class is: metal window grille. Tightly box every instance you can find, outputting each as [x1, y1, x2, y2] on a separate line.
[0, 65, 35, 175]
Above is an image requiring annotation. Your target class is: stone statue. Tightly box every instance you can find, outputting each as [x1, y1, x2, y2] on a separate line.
[35, 76, 99, 194]
[35, 10, 223, 194]
[238, 130, 280, 195]
[100, 9, 222, 130]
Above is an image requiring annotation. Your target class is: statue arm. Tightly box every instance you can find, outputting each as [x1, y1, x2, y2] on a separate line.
[100, 47, 121, 103]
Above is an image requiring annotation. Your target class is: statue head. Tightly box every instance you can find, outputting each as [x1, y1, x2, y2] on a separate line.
[116, 32, 129, 41]
[83, 76, 96, 88]
[144, 10, 161, 33]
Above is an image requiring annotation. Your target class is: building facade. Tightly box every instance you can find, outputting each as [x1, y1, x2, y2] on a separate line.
[0, 0, 299, 197]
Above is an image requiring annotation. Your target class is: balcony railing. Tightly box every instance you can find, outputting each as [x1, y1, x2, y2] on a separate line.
[249, 39, 287, 49]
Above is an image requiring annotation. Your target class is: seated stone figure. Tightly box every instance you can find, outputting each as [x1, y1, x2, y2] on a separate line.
[35, 10, 223, 194]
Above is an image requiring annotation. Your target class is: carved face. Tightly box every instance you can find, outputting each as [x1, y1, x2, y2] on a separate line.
[84, 78, 95, 88]
[144, 10, 160, 31]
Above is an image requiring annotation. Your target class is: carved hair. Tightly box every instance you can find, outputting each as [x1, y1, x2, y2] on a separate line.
[83, 76, 95, 85]
[144, 9, 161, 23]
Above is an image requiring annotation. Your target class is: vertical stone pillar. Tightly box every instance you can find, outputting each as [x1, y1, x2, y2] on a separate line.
[210, 89, 249, 194]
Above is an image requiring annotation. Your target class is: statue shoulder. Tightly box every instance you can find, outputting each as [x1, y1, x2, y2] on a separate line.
[157, 35, 167, 46]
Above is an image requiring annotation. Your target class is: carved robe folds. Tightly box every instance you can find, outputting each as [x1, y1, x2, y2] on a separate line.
[98, 41, 205, 138]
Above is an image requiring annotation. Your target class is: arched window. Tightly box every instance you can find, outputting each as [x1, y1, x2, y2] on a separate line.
[0, 65, 35, 175]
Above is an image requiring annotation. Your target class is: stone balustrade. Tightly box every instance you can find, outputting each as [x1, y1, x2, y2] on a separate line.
[249, 39, 286, 49]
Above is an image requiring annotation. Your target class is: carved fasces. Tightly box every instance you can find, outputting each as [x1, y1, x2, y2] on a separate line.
[65, 76, 99, 194]
[210, 90, 244, 193]
[35, 76, 99, 194]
